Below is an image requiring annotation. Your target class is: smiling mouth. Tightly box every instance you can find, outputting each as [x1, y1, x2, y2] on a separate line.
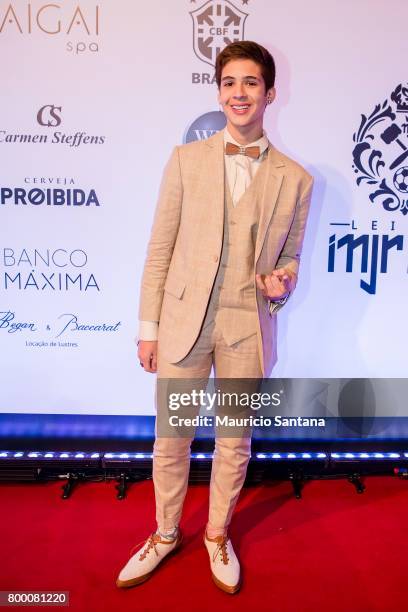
[230, 104, 251, 114]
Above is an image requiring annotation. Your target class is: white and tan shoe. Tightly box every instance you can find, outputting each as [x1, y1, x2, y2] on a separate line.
[116, 530, 182, 588]
[204, 530, 241, 594]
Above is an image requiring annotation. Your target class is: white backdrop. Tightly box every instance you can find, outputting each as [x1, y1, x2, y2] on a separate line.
[0, 0, 407, 416]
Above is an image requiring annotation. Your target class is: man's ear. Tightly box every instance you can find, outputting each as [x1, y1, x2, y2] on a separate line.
[266, 87, 276, 104]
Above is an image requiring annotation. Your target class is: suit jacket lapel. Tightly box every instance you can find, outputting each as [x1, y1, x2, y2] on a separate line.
[255, 144, 285, 264]
[204, 130, 225, 240]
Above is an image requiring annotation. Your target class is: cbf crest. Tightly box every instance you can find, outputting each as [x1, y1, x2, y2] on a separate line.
[190, 0, 248, 68]
[353, 83, 408, 216]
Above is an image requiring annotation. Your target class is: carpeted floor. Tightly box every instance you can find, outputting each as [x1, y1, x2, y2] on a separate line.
[0, 475, 407, 611]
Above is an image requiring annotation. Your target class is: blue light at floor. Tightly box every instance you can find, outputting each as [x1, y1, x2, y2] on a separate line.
[104, 453, 154, 460]
[255, 452, 328, 460]
[102, 452, 214, 460]
[0, 450, 407, 462]
[331, 452, 402, 460]
[193, 453, 214, 459]
[0, 451, 101, 460]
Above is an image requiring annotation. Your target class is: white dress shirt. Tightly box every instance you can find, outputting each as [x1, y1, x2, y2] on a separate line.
[223, 126, 269, 206]
[138, 127, 270, 342]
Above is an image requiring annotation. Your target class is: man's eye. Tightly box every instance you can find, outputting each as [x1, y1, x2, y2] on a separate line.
[223, 82, 233, 87]
[246, 81, 257, 86]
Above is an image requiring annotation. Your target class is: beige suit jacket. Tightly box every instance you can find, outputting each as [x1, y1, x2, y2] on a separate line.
[139, 130, 313, 376]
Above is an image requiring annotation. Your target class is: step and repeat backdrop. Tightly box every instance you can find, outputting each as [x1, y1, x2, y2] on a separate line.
[0, 0, 407, 417]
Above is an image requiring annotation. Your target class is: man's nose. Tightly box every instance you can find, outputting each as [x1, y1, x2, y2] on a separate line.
[233, 83, 246, 98]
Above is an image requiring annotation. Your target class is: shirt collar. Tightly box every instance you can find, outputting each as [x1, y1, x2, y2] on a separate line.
[223, 126, 269, 156]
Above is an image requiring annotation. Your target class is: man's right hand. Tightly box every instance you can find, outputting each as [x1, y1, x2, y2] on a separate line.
[138, 340, 158, 373]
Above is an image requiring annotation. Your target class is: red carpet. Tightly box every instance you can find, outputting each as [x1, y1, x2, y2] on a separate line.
[0, 476, 407, 611]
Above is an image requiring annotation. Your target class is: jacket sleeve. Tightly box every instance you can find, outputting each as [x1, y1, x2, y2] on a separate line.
[138, 147, 183, 322]
[269, 174, 314, 315]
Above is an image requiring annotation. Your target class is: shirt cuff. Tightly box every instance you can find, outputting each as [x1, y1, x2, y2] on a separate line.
[136, 320, 159, 342]
[268, 293, 290, 315]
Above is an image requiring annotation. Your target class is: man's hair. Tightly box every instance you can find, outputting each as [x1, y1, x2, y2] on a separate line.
[215, 40, 276, 91]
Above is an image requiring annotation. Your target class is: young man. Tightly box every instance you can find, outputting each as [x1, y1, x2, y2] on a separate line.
[117, 41, 313, 594]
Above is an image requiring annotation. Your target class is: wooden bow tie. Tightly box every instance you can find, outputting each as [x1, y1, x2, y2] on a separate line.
[225, 141, 261, 159]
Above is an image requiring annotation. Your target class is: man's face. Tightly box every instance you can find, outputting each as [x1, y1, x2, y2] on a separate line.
[218, 58, 275, 136]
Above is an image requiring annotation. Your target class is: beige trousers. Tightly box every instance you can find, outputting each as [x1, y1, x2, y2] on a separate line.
[153, 318, 262, 532]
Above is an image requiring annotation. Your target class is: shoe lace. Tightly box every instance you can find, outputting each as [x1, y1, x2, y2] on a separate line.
[129, 533, 161, 562]
[212, 536, 229, 565]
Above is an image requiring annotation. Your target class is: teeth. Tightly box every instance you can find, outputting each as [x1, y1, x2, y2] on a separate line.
[232, 105, 249, 109]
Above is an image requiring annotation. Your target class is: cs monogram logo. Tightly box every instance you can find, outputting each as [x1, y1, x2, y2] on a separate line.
[37, 105, 62, 127]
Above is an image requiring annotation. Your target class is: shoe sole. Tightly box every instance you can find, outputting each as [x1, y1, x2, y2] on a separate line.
[116, 533, 183, 588]
[211, 572, 241, 594]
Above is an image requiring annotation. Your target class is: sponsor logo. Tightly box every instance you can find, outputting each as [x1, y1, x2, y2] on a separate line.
[0, 311, 37, 333]
[190, 0, 248, 67]
[328, 84, 408, 294]
[1, 187, 100, 206]
[183, 110, 226, 143]
[0, 310, 121, 345]
[0, 2, 101, 54]
[1, 176, 101, 207]
[55, 313, 121, 338]
[0, 105, 106, 147]
[190, 0, 249, 85]
[1, 248, 100, 291]
[37, 105, 62, 127]
[352, 83, 408, 216]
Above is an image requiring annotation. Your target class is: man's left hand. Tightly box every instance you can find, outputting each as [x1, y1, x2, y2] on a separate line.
[255, 268, 296, 301]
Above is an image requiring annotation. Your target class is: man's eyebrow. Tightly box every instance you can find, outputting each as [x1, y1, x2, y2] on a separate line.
[221, 74, 261, 81]
[221, 75, 261, 81]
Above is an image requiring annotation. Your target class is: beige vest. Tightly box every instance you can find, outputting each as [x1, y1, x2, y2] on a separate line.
[201, 155, 268, 346]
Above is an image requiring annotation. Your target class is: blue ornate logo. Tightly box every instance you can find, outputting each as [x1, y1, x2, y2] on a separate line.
[183, 111, 226, 143]
[352, 83, 408, 215]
